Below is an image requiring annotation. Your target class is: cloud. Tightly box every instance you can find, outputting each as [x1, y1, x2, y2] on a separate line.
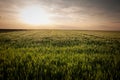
[111, 21, 120, 23]
[1, 0, 120, 18]
[0, 0, 120, 30]
[35, 0, 120, 24]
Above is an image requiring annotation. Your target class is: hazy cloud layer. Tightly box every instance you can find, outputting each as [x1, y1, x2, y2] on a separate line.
[0, 0, 120, 30]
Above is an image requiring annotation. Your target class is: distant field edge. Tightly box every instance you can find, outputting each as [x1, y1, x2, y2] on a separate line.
[0, 29, 120, 32]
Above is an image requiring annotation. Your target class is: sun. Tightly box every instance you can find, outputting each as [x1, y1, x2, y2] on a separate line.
[20, 6, 51, 25]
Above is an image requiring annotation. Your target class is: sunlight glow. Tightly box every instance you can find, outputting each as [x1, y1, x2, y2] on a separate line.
[20, 6, 51, 25]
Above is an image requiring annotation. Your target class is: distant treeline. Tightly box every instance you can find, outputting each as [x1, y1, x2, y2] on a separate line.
[0, 29, 28, 32]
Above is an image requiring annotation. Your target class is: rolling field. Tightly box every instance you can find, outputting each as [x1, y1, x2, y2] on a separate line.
[0, 30, 120, 80]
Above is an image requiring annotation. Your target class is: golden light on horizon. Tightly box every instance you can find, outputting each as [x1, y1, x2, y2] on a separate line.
[19, 6, 51, 25]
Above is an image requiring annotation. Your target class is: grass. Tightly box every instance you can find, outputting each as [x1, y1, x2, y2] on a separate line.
[0, 30, 120, 80]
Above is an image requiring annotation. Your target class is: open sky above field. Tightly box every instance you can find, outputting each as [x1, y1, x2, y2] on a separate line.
[0, 0, 120, 30]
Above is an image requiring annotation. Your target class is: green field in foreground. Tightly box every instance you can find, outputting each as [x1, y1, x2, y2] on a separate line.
[0, 30, 120, 80]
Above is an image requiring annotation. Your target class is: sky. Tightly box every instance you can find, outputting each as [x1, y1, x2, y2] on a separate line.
[0, 0, 120, 30]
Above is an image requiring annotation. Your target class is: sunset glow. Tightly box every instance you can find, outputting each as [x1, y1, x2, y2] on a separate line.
[20, 6, 51, 25]
[0, 0, 120, 30]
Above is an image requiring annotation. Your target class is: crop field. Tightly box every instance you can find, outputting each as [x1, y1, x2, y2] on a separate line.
[0, 30, 120, 80]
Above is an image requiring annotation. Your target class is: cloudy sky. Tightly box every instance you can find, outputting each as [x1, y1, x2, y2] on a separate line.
[0, 0, 120, 30]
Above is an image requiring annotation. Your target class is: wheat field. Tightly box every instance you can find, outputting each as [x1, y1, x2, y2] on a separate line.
[0, 30, 120, 80]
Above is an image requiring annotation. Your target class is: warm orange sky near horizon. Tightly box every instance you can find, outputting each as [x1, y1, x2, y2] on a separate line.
[0, 0, 120, 30]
